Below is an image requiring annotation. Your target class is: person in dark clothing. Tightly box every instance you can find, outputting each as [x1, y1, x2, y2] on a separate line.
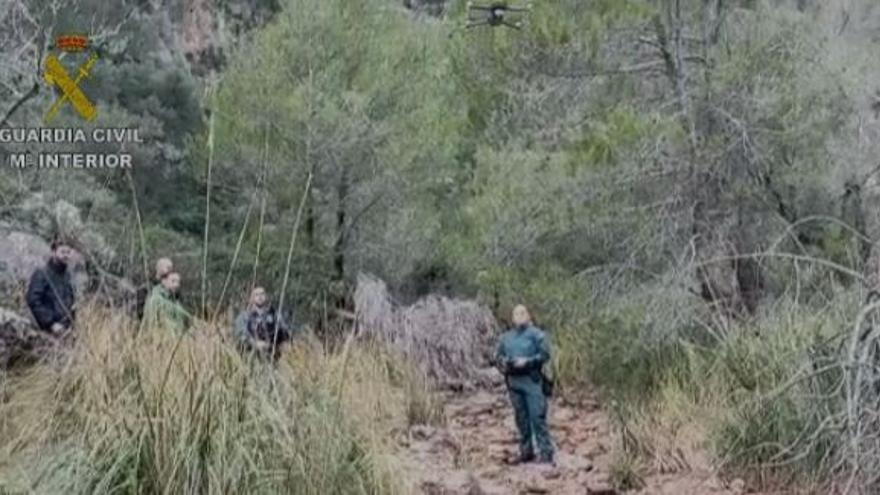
[26, 240, 76, 334]
[233, 286, 293, 359]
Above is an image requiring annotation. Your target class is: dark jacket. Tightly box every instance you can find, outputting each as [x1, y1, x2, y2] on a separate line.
[26, 259, 76, 331]
[495, 324, 551, 390]
[234, 305, 292, 350]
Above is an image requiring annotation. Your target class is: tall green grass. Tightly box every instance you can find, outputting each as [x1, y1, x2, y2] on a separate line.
[0, 306, 437, 494]
[594, 295, 856, 492]
[702, 302, 848, 488]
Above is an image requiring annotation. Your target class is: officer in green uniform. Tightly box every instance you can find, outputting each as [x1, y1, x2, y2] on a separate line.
[495, 304, 555, 464]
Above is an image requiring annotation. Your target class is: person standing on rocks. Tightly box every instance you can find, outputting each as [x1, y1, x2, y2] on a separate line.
[26, 239, 77, 335]
[495, 304, 555, 464]
[233, 286, 293, 360]
[143, 271, 190, 333]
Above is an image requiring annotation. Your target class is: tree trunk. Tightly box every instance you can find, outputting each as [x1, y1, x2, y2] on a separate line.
[842, 181, 869, 267]
[334, 166, 348, 284]
[863, 173, 880, 290]
[733, 209, 764, 316]
[657, 1, 753, 319]
[305, 192, 315, 247]
[693, 176, 746, 320]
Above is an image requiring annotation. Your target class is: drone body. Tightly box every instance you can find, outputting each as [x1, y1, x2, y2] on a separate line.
[467, 2, 531, 30]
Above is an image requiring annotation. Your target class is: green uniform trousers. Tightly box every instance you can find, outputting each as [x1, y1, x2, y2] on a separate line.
[508, 374, 553, 459]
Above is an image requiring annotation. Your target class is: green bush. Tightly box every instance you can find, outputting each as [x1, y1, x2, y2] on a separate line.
[694, 300, 850, 484]
[585, 311, 686, 402]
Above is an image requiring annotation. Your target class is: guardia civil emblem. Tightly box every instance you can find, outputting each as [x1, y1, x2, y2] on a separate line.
[43, 33, 99, 123]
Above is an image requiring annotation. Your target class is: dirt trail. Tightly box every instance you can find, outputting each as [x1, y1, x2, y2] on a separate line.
[397, 369, 749, 495]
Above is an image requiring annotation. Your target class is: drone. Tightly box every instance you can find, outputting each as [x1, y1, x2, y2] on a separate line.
[466, 2, 531, 30]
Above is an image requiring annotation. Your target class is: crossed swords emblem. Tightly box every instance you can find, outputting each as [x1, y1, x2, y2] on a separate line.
[43, 51, 99, 123]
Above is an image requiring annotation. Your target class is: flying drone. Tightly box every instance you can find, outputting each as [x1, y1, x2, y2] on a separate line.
[466, 1, 531, 30]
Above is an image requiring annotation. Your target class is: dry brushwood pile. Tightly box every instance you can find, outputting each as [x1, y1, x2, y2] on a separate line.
[354, 273, 497, 386]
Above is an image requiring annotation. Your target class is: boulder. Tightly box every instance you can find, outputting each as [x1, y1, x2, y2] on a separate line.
[0, 307, 56, 369]
[0, 193, 129, 309]
[0, 227, 89, 308]
[18, 194, 115, 263]
[0, 230, 51, 306]
[585, 482, 617, 495]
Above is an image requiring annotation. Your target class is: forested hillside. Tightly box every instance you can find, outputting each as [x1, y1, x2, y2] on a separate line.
[2, 0, 880, 493]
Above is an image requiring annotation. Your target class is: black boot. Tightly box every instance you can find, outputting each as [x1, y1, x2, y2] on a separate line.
[508, 451, 535, 465]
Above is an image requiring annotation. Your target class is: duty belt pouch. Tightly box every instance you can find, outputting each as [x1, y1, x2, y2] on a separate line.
[508, 366, 530, 376]
[540, 368, 555, 397]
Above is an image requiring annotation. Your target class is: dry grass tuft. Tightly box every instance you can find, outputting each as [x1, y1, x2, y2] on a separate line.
[0, 302, 427, 495]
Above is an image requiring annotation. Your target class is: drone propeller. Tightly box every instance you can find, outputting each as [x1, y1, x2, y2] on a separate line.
[466, 19, 523, 30]
[468, 3, 531, 12]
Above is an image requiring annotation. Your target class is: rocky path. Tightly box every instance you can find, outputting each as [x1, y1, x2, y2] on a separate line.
[397, 370, 754, 495]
